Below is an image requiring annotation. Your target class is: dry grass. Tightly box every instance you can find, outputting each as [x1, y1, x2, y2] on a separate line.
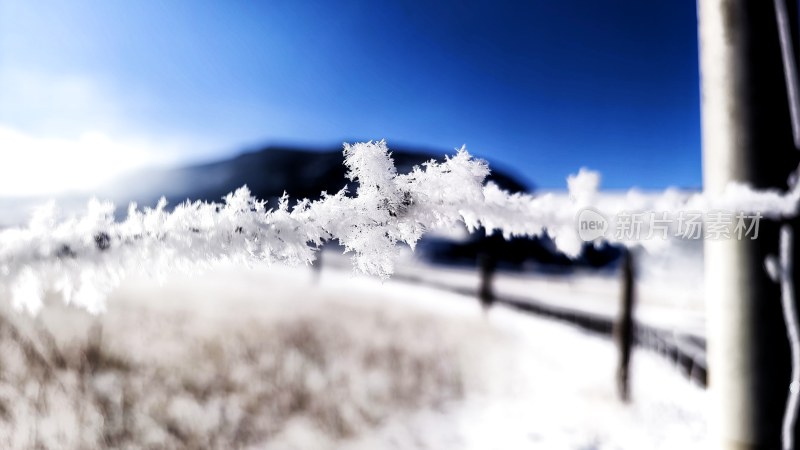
[0, 296, 465, 449]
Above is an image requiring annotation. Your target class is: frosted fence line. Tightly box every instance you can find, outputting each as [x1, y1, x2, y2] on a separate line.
[1, 140, 799, 313]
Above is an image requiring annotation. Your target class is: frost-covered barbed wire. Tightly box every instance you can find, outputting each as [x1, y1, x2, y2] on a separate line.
[2, 140, 800, 314]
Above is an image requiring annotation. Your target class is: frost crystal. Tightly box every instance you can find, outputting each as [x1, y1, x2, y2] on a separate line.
[1, 140, 799, 313]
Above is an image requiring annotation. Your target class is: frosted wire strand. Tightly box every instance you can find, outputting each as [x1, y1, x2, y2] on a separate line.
[776, 0, 800, 149]
[781, 225, 800, 450]
[775, 1, 800, 447]
[3, 140, 800, 313]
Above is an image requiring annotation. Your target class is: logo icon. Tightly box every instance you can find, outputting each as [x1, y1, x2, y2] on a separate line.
[576, 207, 608, 242]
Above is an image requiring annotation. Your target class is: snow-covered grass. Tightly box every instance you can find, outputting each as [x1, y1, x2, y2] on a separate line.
[0, 264, 706, 449]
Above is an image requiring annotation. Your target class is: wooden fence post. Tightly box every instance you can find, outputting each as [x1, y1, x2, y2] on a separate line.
[311, 248, 323, 283]
[478, 252, 496, 312]
[615, 248, 635, 402]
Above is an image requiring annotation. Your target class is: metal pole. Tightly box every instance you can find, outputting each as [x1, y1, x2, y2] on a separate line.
[698, 0, 799, 447]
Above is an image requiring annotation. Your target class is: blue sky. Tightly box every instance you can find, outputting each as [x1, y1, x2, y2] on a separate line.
[0, 0, 700, 195]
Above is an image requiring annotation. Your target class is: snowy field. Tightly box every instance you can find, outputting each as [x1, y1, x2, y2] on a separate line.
[327, 242, 706, 338]
[0, 263, 706, 449]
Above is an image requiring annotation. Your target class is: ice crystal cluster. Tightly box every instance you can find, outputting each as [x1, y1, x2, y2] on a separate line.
[1, 140, 800, 313]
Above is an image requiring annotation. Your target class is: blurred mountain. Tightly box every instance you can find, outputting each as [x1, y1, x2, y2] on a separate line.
[105, 145, 530, 207]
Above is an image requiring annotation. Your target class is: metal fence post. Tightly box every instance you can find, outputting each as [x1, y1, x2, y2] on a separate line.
[698, 0, 799, 446]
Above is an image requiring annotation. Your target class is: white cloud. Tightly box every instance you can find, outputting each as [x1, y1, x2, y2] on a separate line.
[0, 67, 245, 198]
[0, 125, 172, 197]
[0, 68, 214, 197]
[0, 67, 130, 135]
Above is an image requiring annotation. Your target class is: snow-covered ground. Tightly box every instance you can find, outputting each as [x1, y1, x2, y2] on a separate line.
[322, 266, 707, 450]
[0, 263, 706, 449]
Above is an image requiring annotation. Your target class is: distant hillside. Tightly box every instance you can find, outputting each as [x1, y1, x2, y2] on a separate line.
[105, 145, 530, 207]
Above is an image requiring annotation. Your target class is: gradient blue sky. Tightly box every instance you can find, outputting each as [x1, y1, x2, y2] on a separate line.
[0, 0, 700, 194]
